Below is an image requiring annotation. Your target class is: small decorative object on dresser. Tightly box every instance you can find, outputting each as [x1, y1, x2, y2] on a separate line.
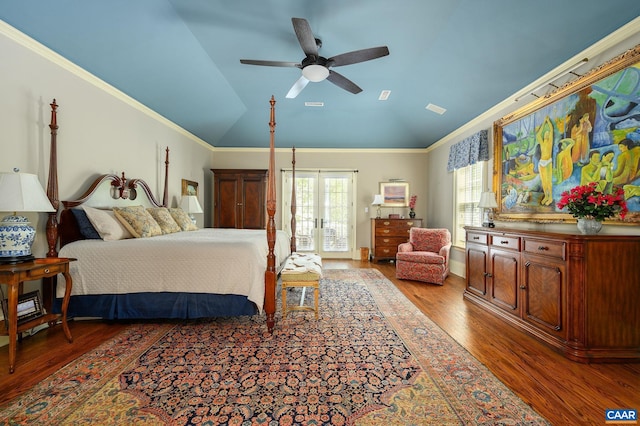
[556, 182, 627, 234]
[370, 218, 422, 263]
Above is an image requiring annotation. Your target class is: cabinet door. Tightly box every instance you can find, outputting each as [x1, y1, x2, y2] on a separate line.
[240, 176, 266, 229]
[215, 176, 240, 228]
[466, 243, 488, 297]
[522, 254, 566, 339]
[489, 248, 519, 316]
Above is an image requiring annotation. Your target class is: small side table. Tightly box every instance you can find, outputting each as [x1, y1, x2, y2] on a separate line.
[0, 257, 76, 373]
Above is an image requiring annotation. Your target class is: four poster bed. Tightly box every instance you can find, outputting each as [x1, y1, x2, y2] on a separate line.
[44, 96, 295, 333]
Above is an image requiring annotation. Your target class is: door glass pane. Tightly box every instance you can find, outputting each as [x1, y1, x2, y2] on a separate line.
[295, 174, 316, 251]
[322, 176, 350, 252]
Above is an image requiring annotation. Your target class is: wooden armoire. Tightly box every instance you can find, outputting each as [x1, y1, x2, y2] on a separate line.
[211, 169, 267, 229]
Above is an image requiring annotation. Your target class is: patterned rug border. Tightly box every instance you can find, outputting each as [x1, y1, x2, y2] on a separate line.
[0, 269, 549, 425]
[355, 268, 548, 425]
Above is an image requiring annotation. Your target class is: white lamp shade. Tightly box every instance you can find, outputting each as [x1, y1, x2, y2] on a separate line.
[180, 195, 203, 214]
[478, 191, 498, 209]
[0, 172, 55, 212]
[371, 194, 385, 206]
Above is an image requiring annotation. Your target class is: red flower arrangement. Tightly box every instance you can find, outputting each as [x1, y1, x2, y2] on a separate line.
[556, 182, 627, 221]
[409, 195, 417, 210]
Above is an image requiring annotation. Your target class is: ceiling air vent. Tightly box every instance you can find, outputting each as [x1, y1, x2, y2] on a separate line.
[426, 103, 446, 115]
[378, 90, 391, 101]
[305, 102, 324, 107]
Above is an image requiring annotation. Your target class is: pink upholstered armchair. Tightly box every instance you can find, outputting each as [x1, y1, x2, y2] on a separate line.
[396, 228, 452, 285]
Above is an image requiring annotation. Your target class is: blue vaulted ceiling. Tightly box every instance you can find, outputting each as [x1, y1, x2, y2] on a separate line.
[1, 1, 639, 149]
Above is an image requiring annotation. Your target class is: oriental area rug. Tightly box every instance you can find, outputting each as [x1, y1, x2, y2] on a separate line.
[0, 269, 549, 425]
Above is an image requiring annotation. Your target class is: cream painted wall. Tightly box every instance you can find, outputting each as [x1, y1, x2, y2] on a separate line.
[211, 148, 428, 258]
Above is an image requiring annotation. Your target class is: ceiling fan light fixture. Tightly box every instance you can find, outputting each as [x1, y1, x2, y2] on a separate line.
[302, 64, 329, 82]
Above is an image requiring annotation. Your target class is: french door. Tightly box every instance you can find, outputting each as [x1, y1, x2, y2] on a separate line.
[282, 170, 356, 258]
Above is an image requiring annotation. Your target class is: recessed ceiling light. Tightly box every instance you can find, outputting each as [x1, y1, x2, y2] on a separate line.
[378, 90, 391, 101]
[304, 102, 324, 107]
[426, 103, 447, 115]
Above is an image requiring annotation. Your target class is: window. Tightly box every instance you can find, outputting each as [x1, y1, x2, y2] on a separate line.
[453, 162, 484, 248]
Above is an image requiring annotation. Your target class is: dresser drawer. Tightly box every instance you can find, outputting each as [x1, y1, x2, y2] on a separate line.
[374, 246, 397, 258]
[375, 226, 412, 238]
[466, 231, 488, 245]
[523, 238, 566, 260]
[375, 236, 410, 248]
[490, 235, 520, 251]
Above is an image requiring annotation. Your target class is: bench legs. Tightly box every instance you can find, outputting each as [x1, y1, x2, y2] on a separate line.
[282, 280, 320, 319]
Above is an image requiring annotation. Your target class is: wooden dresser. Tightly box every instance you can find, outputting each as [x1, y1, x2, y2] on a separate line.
[371, 218, 422, 263]
[211, 169, 267, 229]
[464, 226, 640, 363]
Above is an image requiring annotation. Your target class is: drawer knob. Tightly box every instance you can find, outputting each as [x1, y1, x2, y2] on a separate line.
[473, 236, 479, 240]
[44, 268, 50, 274]
[537, 246, 549, 251]
[383, 230, 389, 233]
[383, 239, 390, 243]
[383, 221, 390, 225]
[407, 221, 414, 226]
[500, 240, 509, 245]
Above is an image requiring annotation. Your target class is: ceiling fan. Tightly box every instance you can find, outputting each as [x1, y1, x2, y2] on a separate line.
[240, 17, 389, 99]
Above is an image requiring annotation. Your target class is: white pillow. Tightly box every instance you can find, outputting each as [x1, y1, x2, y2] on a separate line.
[82, 205, 133, 241]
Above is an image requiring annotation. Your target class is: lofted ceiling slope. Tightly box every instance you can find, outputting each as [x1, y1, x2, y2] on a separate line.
[1, 1, 639, 149]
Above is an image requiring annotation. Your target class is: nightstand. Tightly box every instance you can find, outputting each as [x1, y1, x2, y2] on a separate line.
[0, 257, 76, 373]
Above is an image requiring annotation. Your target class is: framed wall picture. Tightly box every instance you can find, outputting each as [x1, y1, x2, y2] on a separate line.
[181, 179, 198, 196]
[493, 44, 640, 223]
[380, 182, 409, 207]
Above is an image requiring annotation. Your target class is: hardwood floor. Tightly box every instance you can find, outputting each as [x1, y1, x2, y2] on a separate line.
[1, 260, 638, 425]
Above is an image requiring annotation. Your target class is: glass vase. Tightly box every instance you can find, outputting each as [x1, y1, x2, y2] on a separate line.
[577, 217, 602, 235]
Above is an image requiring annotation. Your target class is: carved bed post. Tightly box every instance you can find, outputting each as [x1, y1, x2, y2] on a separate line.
[46, 99, 59, 258]
[265, 96, 277, 334]
[163, 147, 169, 207]
[43, 99, 60, 312]
[290, 147, 296, 253]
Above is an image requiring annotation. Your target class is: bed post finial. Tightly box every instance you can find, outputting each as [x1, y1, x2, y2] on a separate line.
[265, 95, 277, 334]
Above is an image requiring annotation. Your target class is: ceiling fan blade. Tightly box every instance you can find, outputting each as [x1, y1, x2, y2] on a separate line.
[326, 71, 362, 94]
[240, 59, 300, 67]
[328, 46, 390, 67]
[285, 76, 310, 99]
[292, 17, 318, 57]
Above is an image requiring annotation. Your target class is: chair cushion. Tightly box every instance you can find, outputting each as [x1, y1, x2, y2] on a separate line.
[410, 228, 451, 252]
[396, 251, 445, 265]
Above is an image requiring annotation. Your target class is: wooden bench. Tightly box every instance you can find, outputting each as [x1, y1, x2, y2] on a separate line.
[281, 253, 322, 319]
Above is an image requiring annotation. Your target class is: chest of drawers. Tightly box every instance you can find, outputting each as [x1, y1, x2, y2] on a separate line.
[371, 218, 422, 263]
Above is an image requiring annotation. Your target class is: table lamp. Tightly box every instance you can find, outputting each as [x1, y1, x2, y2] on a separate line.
[0, 171, 56, 264]
[478, 191, 498, 228]
[180, 195, 203, 224]
[371, 194, 384, 218]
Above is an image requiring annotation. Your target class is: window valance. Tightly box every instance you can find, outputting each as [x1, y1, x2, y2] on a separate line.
[447, 129, 489, 172]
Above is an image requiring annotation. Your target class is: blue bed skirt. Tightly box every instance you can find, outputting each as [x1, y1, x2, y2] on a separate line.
[53, 292, 258, 320]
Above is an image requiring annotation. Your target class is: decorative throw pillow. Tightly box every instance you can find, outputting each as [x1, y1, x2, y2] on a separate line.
[169, 207, 198, 231]
[113, 205, 162, 238]
[82, 205, 133, 241]
[70, 208, 101, 239]
[147, 207, 181, 234]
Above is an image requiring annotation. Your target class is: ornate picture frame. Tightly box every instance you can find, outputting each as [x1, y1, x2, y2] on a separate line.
[493, 45, 640, 224]
[181, 179, 198, 196]
[380, 181, 409, 207]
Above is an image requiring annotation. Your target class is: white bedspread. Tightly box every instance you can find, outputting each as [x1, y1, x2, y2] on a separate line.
[57, 228, 291, 313]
